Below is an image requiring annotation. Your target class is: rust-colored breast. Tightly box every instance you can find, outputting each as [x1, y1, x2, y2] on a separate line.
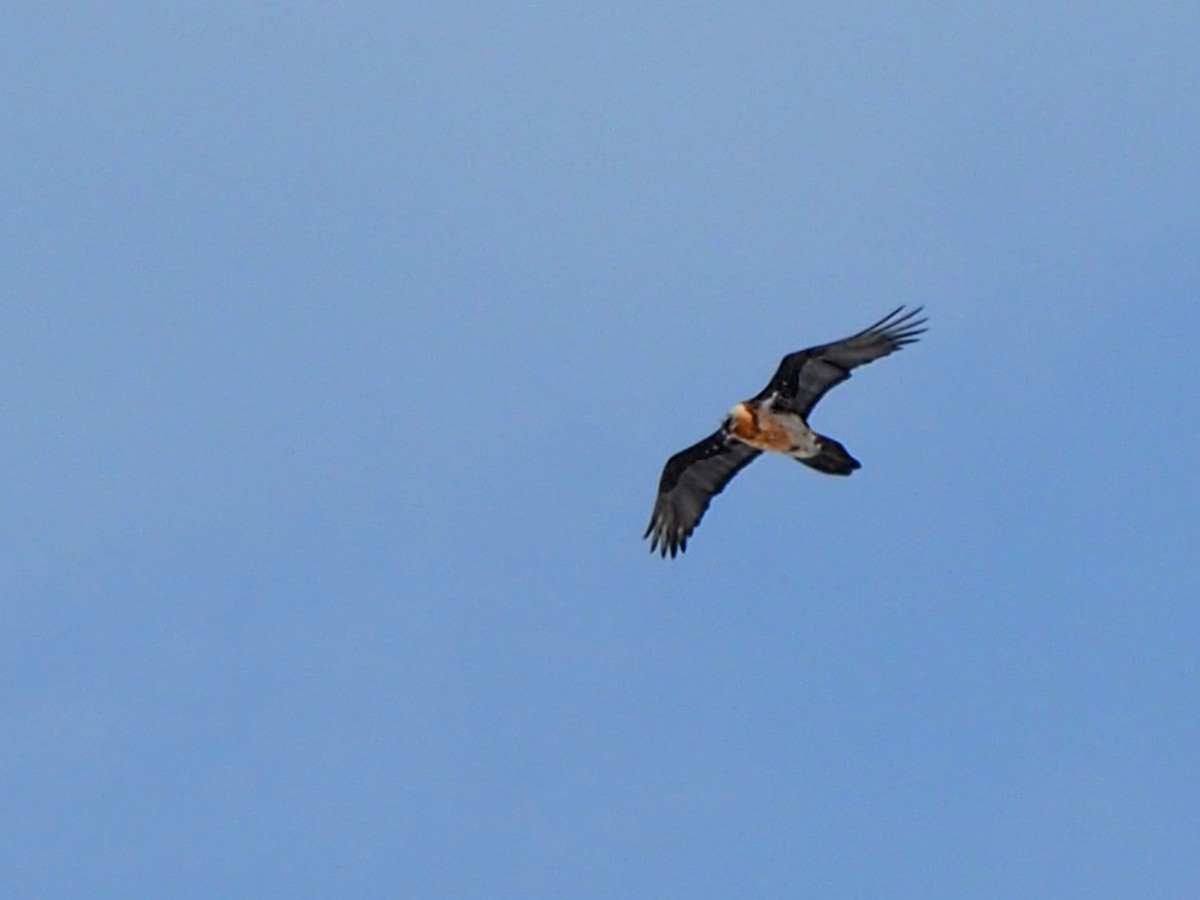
[730, 403, 794, 452]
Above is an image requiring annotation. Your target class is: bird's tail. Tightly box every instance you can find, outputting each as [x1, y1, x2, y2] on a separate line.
[798, 434, 861, 476]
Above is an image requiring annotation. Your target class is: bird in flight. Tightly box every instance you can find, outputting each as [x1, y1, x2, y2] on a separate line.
[644, 306, 927, 557]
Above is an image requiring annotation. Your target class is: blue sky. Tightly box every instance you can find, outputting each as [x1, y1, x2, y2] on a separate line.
[4, 4, 1200, 897]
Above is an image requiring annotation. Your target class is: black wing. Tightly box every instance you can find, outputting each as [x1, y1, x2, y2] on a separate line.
[644, 430, 760, 558]
[753, 306, 927, 417]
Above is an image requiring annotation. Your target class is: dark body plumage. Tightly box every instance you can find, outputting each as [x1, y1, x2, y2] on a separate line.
[644, 306, 926, 557]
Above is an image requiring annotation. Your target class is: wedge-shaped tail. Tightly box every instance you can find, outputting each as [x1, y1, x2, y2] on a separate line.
[797, 434, 860, 476]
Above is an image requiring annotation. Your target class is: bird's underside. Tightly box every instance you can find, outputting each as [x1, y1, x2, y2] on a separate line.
[644, 306, 926, 558]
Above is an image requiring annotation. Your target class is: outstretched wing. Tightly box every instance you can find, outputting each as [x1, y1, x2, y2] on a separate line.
[644, 430, 760, 558]
[753, 306, 927, 416]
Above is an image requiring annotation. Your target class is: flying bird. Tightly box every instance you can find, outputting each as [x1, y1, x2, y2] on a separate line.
[644, 306, 927, 557]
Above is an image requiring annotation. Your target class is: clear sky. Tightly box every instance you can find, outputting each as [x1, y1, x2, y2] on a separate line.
[5, 4, 1200, 898]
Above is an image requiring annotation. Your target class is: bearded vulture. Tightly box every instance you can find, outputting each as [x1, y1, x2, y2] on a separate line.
[644, 306, 927, 557]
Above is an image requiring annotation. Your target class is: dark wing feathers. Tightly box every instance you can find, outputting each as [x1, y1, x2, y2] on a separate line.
[754, 305, 927, 416]
[644, 430, 760, 558]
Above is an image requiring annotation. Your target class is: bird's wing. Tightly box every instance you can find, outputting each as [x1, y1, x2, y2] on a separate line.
[753, 306, 927, 417]
[644, 430, 760, 558]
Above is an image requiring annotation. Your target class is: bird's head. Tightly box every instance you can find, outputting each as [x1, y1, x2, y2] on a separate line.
[723, 402, 754, 437]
